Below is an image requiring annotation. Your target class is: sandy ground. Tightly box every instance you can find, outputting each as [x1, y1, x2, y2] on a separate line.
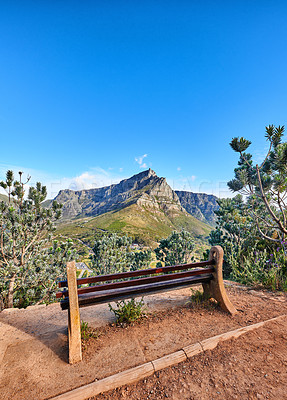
[0, 282, 286, 400]
[97, 317, 287, 400]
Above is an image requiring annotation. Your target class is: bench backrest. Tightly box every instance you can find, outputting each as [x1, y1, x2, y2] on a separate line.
[56, 259, 215, 300]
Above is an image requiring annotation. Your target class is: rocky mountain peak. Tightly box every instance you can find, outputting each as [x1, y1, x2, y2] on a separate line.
[126, 168, 157, 184]
[52, 170, 218, 226]
[54, 169, 181, 220]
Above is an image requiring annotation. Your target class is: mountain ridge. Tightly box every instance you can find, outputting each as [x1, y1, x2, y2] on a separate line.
[175, 190, 218, 226]
[54, 168, 188, 220]
[54, 169, 218, 227]
[52, 169, 218, 246]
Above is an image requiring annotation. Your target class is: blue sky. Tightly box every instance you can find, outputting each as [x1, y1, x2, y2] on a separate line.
[1, 1, 287, 198]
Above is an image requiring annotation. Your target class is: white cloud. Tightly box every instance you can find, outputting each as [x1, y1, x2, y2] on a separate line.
[135, 154, 148, 168]
[50, 169, 126, 197]
[0, 163, 126, 199]
[177, 167, 181, 171]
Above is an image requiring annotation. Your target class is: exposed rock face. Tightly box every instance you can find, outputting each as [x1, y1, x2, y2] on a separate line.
[55, 169, 186, 220]
[53, 169, 218, 226]
[175, 191, 218, 226]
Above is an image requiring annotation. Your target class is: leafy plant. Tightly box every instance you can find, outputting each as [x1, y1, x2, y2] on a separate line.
[108, 297, 146, 324]
[229, 244, 287, 291]
[80, 320, 100, 340]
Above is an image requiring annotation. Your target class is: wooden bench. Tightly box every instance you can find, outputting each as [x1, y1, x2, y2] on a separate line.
[56, 245, 236, 364]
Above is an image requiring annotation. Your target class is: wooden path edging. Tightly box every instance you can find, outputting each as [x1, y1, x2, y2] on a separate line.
[48, 314, 286, 400]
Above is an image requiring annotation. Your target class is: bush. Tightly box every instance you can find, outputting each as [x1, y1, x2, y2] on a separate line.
[230, 245, 287, 291]
[109, 298, 146, 324]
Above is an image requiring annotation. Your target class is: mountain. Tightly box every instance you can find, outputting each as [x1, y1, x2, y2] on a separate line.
[55, 169, 186, 220]
[54, 169, 213, 246]
[175, 191, 218, 226]
[0, 193, 9, 203]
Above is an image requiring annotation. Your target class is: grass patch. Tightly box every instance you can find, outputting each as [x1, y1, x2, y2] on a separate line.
[80, 320, 100, 341]
[108, 220, 127, 231]
[109, 298, 146, 325]
[187, 289, 218, 310]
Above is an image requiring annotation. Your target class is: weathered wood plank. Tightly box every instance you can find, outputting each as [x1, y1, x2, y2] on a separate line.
[200, 320, 267, 351]
[50, 362, 154, 400]
[58, 260, 215, 287]
[60, 274, 213, 310]
[182, 342, 203, 358]
[152, 350, 187, 371]
[66, 261, 82, 364]
[57, 267, 215, 299]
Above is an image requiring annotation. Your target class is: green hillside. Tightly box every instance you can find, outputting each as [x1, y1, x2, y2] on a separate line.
[0, 194, 8, 203]
[56, 203, 212, 249]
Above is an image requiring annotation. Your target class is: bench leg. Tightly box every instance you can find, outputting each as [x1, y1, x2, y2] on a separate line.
[67, 261, 82, 364]
[203, 246, 237, 315]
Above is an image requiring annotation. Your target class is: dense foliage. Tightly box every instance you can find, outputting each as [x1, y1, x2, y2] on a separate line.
[154, 230, 194, 266]
[209, 126, 287, 291]
[0, 171, 77, 309]
[228, 125, 287, 244]
[91, 232, 152, 274]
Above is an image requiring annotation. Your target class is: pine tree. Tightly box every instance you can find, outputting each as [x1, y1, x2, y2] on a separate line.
[228, 125, 287, 243]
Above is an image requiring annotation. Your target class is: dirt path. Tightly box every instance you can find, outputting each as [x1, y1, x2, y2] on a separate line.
[0, 283, 286, 400]
[97, 317, 287, 400]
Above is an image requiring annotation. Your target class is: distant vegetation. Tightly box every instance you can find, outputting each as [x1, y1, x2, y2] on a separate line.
[155, 230, 195, 265]
[91, 233, 152, 275]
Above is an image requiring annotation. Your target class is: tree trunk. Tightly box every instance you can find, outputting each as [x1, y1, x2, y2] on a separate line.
[7, 273, 16, 308]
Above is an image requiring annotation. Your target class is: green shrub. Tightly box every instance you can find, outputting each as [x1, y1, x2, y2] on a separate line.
[80, 320, 100, 340]
[109, 297, 146, 324]
[230, 245, 287, 291]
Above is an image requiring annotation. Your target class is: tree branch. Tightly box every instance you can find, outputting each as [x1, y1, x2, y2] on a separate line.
[256, 165, 287, 235]
[259, 140, 273, 170]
